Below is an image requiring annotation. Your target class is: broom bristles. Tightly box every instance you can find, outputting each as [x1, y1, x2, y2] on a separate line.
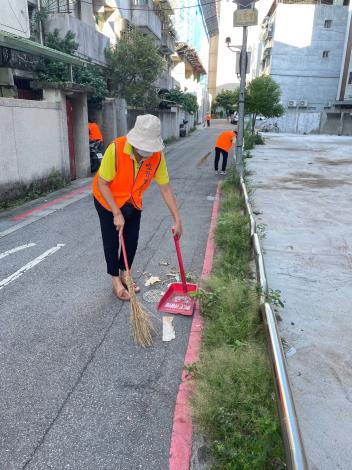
[124, 271, 155, 347]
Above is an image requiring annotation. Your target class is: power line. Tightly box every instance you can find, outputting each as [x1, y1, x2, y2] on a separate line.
[78, 0, 220, 13]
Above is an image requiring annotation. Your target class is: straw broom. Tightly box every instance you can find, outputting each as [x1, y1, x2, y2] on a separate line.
[120, 233, 155, 347]
[196, 151, 212, 168]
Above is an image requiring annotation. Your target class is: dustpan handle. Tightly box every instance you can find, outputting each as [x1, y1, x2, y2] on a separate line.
[172, 229, 187, 293]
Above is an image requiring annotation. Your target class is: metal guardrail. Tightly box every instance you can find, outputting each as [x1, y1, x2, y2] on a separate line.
[240, 176, 308, 470]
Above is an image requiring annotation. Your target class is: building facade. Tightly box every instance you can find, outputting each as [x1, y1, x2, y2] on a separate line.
[259, 0, 351, 134]
[0, 0, 181, 200]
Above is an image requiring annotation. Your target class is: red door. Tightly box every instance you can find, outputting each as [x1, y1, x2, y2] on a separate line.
[66, 99, 76, 180]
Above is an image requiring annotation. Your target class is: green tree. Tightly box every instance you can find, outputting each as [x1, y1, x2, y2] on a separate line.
[37, 30, 108, 109]
[245, 76, 285, 133]
[214, 90, 238, 113]
[37, 30, 78, 82]
[106, 28, 164, 108]
[161, 89, 198, 114]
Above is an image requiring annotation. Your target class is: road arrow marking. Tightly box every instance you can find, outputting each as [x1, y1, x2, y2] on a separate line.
[0, 243, 36, 260]
[0, 244, 65, 291]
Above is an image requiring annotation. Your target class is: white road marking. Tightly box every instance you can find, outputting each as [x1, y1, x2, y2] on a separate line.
[0, 244, 65, 291]
[0, 191, 91, 239]
[0, 243, 36, 260]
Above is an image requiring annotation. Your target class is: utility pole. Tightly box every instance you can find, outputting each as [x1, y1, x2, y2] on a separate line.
[37, 0, 44, 45]
[232, 4, 258, 176]
[236, 25, 248, 176]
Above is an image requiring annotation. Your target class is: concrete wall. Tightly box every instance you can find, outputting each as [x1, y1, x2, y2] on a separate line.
[0, 97, 70, 194]
[320, 111, 352, 135]
[126, 108, 181, 141]
[264, 110, 321, 134]
[71, 93, 90, 177]
[46, 14, 110, 65]
[102, 98, 127, 147]
[271, 4, 349, 110]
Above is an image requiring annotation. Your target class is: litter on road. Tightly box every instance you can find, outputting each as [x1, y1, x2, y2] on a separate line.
[144, 276, 161, 286]
[162, 317, 176, 342]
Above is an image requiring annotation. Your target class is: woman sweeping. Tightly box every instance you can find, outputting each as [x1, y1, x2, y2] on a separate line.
[92, 114, 183, 301]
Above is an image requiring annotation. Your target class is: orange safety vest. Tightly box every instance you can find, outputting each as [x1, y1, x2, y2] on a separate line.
[215, 131, 236, 152]
[206, 113, 211, 121]
[92, 136, 161, 211]
[88, 122, 103, 142]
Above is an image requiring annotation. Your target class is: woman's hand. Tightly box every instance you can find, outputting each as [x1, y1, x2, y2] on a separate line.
[113, 212, 125, 232]
[172, 220, 183, 239]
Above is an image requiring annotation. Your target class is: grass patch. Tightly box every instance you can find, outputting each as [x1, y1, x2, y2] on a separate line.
[191, 168, 285, 469]
[0, 171, 67, 212]
[164, 136, 178, 145]
[244, 131, 265, 150]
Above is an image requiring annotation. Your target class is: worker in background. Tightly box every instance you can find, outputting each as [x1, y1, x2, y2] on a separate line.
[205, 112, 211, 127]
[214, 129, 237, 175]
[92, 114, 183, 301]
[88, 118, 103, 149]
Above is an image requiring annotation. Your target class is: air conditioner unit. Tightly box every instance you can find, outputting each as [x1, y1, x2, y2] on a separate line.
[288, 100, 297, 107]
[324, 102, 332, 108]
[298, 100, 308, 107]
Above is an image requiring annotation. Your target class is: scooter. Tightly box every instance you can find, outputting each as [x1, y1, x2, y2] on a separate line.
[179, 119, 188, 137]
[90, 140, 103, 172]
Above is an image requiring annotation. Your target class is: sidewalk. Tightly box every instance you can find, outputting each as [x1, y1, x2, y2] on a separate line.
[248, 133, 352, 470]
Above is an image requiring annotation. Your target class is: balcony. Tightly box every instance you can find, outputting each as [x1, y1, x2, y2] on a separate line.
[130, 1, 162, 40]
[155, 69, 176, 90]
[46, 13, 110, 65]
[160, 31, 175, 55]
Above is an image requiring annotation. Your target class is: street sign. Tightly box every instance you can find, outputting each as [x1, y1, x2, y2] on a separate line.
[233, 0, 258, 7]
[236, 51, 251, 74]
[233, 8, 258, 27]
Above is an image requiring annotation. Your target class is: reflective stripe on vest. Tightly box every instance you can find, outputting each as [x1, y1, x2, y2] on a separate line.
[92, 136, 161, 210]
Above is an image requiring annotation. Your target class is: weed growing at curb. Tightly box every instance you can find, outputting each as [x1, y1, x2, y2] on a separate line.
[0, 171, 67, 212]
[191, 168, 285, 469]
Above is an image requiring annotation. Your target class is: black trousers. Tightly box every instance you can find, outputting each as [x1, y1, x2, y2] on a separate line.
[94, 198, 141, 276]
[214, 147, 228, 172]
[207, 120, 210, 127]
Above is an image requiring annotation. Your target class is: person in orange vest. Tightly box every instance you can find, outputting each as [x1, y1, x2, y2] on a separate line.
[214, 129, 237, 175]
[88, 118, 103, 144]
[92, 114, 183, 301]
[205, 112, 211, 127]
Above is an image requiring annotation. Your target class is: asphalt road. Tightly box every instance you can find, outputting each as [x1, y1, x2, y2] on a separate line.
[248, 133, 352, 470]
[0, 120, 233, 470]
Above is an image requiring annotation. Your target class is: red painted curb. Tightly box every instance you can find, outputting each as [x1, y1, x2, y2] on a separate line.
[169, 182, 221, 470]
[11, 184, 91, 221]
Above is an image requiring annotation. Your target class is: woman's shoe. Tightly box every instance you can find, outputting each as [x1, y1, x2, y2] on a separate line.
[112, 286, 131, 301]
[120, 273, 141, 293]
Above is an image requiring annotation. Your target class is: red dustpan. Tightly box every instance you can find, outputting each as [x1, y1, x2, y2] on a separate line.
[158, 231, 198, 316]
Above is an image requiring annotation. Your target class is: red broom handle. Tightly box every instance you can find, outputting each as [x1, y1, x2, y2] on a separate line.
[172, 229, 188, 293]
[120, 232, 130, 274]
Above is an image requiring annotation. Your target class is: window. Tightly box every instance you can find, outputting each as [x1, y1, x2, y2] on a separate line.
[348, 72, 352, 85]
[74, 0, 81, 19]
[324, 19, 332, 28]
[322, 50, 330, 58]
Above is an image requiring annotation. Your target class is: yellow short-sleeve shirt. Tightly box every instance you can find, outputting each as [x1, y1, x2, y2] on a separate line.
[99, 141, 169, 185]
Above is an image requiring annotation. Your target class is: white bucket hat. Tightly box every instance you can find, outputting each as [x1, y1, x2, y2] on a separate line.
[126, 114, 164, 153]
